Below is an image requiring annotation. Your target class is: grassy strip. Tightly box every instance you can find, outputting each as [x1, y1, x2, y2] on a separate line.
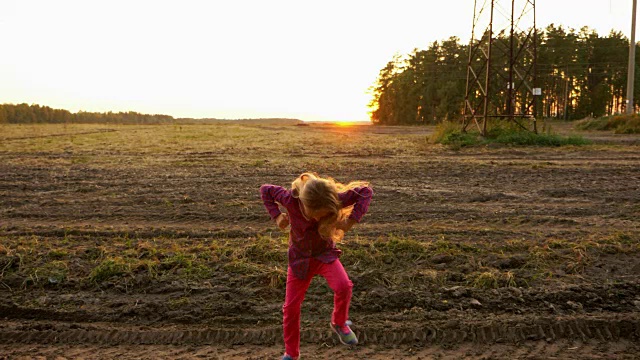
[575, 114, 640, 134]
[431, 121, 590, 149]
[0, 231, 637, 292]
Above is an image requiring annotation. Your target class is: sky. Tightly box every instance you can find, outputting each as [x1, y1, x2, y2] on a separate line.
[1, 0, 637, 122]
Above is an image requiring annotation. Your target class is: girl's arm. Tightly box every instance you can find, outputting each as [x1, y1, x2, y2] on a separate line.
[259, 184, 292, 221]
[339, 186, 373, 223]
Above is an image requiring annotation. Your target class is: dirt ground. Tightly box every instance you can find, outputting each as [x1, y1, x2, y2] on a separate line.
[0, 121, 639, 359]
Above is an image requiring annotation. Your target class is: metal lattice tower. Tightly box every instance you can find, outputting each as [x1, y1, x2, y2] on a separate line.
[463, 0, 538, 135]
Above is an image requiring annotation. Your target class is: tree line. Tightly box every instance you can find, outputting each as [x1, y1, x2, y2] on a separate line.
[0, 103, 175, 124]
[369, 25, 639, 125]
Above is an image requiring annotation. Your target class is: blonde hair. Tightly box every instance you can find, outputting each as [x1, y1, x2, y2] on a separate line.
[291, 172, 369, 242]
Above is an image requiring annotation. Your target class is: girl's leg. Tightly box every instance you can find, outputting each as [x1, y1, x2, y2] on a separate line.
[317, 259, 353, 326]
[283, 266, 313, 358]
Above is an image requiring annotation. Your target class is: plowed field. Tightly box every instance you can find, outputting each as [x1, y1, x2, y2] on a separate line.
[1, 122, 639, 359]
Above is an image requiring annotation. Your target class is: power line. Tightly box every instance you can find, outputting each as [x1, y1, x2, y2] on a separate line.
[626, 0, 637, 113]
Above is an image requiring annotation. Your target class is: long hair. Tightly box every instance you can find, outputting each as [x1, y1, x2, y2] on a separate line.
[291, 172, 369, 242]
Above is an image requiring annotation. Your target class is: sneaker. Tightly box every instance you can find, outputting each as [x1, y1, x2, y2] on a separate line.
[282, 354, 297, 360]
[330, 320, 358, 345]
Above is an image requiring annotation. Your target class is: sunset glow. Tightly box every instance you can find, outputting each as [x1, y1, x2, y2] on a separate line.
[334, 121, 360, 127]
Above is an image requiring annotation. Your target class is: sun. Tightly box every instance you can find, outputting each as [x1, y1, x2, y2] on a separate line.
[334, 121, 357, 127]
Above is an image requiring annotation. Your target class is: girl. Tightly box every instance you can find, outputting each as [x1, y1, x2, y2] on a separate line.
[260, 172, 373, 360]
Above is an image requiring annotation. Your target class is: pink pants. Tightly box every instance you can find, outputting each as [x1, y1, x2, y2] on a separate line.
[283, 258, 353, 358]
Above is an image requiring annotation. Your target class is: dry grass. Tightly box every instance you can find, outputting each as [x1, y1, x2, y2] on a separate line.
[0, 123, 424, 168]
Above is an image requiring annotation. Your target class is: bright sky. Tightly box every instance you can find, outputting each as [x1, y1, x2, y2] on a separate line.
[1, 0, 637, 122]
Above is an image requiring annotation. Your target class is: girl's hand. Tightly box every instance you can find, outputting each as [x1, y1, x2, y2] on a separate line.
[276, 213, 289, 230]
[335, 218, 357, 232]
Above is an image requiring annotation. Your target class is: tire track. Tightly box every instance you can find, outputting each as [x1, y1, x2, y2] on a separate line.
[0, 315, 637, 347]
[2, 341, 639, 360]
